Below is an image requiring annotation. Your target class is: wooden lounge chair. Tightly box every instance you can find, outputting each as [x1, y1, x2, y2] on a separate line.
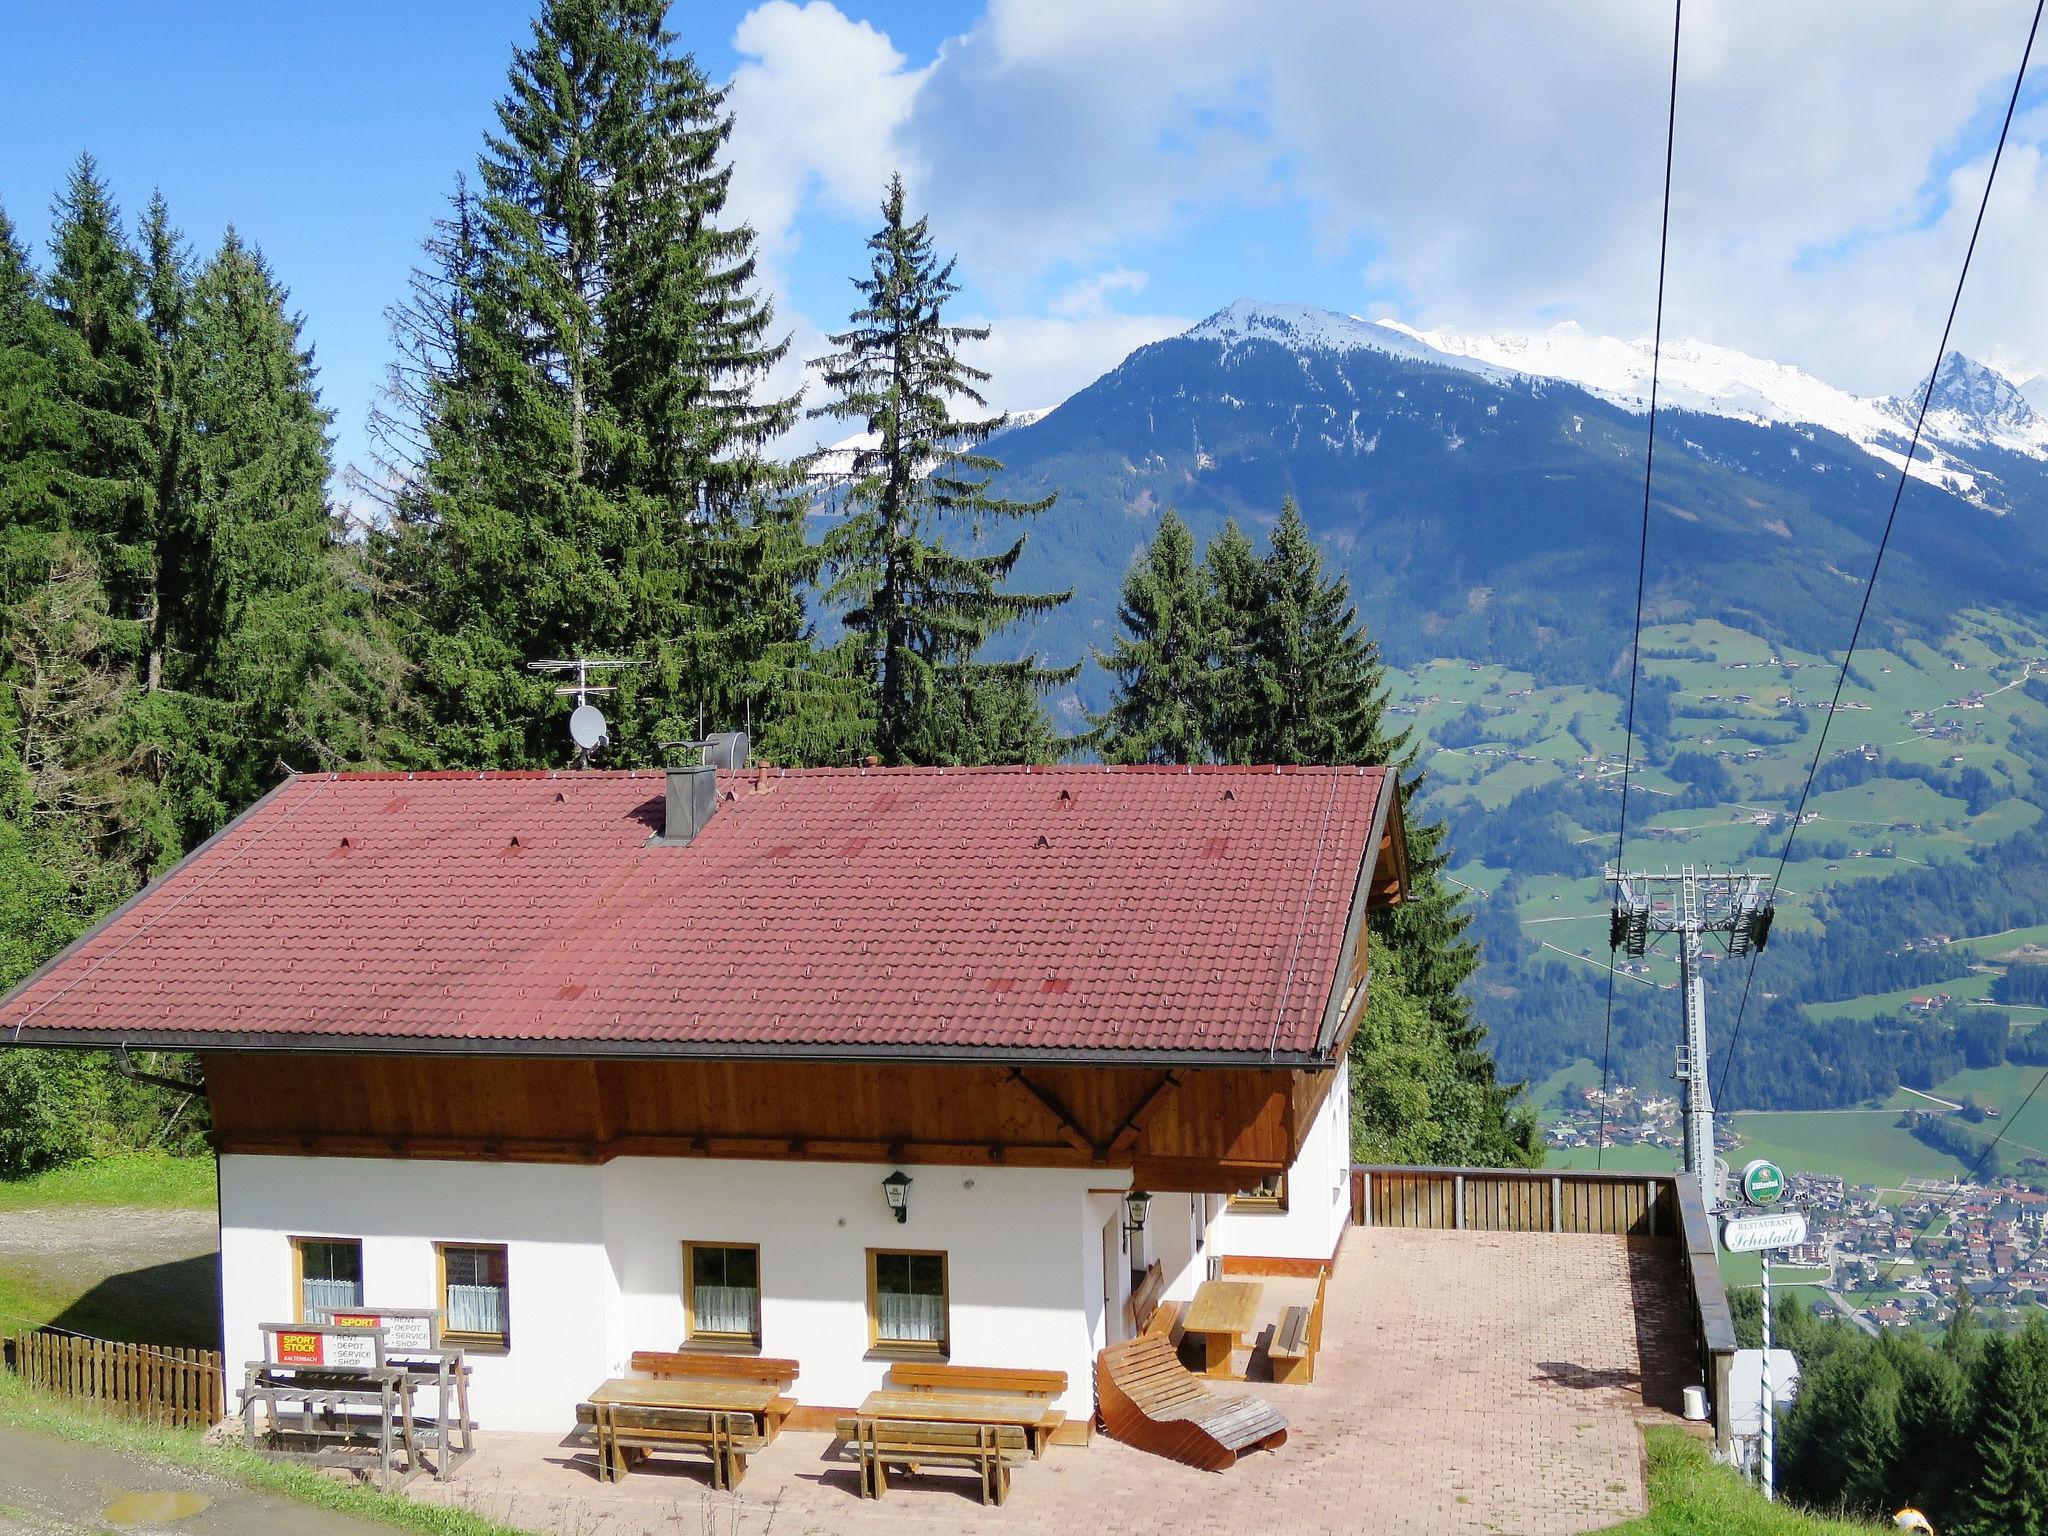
[837, 1415, 1030, 1505]
[1095, 1334, 1288, 1471]
[575, 1401, 765, 1489]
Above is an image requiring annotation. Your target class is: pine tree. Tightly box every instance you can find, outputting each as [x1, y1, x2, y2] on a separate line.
[1244, 498, 1391, 764]
[1960, 1318, 2048, 1536]
[1198, 518, 1263, 761]
[809, 175, 1073, 765]
[183, 230, 405, 801]
[389, 0, 807, 767]
[1092, 510, 1211, 764]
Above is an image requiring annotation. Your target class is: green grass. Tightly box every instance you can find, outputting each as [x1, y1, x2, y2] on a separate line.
[1592, 1427, 1884, 1536]
[0, 1373, 535, 1535]
[1728, 1110, 1971, 1188]
[0, 1155, 215, 1212]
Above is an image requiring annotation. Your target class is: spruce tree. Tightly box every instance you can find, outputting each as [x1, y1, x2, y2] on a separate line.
[809, 175, 1073, 765]
[1198, 518, 1263, 761]
[1960, 1318, 2048, 1536]
[1092, 510, 1211, 764]
[389, 0, 807, 767]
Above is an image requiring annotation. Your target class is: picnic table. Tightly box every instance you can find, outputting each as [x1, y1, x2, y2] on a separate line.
[580, 1377, 781, 1487]
[856, 1388, 1061, 1457]
[1183, 1279, 1264, 1378]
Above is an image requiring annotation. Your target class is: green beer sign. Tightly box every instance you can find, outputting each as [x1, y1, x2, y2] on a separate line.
[1740, 1159, 1785, 1206]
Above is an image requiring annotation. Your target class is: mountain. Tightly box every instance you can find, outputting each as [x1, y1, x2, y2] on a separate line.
[985, 299, 2048, 697]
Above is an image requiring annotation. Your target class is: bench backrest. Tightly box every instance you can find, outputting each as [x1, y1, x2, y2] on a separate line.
[1128, 1262, 1166, 1334]
[840, 1417, 1029, 1452]
[888, 1362, 1067, 1397]
[631, 1351, 799, 1387]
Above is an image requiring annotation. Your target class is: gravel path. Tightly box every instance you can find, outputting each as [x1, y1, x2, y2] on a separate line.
[0, 1207, 218, 1348]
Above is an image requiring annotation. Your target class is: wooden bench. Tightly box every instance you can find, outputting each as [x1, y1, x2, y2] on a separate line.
[1127, 1261, 1165, 1335]
[885, 1362, 1068, 1453]
[1144, 1299, 1185, 1346]
[628, 1352, 798, 1436]
[575, 1402, 765, 1490]
[1267, 1305, 1313, 1385]
[837, 1415, 1030, 1505]
[1096, 1334, 1288, 1472]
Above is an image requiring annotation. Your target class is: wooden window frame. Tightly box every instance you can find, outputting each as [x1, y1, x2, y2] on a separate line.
[435, 1241, 511, 1353]
[682, 1241, 762, 1351]
[1228, 1173, 1289, 1213]
[865, 1247, 950, 1360]
[289, 1236, 363, 1322]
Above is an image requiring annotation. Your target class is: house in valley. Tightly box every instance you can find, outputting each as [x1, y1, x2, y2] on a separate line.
[0, 760, 1408, 1432]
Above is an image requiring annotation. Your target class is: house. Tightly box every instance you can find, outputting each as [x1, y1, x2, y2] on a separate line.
[0, 761, 1408, 1433]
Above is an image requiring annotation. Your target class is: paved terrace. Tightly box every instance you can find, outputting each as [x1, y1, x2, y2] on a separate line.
[412, 1226, 1694, 1536]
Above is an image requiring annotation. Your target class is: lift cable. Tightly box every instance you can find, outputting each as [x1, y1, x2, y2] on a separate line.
[1597, 0, 1682, 1169]
[1712, 0, 2044, 1110]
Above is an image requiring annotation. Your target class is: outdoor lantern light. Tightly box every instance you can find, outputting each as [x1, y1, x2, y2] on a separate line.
[882, 1170, 912, 1224]
[1123, 1189, 1153, 1248]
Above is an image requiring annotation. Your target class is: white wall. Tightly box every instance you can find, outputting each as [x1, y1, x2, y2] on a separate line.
[219, 1155, 612, 1433]
[1205, 1057, 1352, 1265]
[219, 1152, 1122, 1430]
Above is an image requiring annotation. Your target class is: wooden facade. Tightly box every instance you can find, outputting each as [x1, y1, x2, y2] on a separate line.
[204, 1053, 1334, 1189]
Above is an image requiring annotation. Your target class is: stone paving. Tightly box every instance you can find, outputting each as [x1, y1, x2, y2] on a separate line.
[412, 1227, 1696, 1536]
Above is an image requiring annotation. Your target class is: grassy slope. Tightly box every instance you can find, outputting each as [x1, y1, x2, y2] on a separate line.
[1591, 1428, 1884, 1536]
[0, 1374, 534, 1535]
[0, 1155, 215, 1213]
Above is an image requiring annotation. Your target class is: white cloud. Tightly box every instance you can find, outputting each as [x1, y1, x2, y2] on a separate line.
[724, 0, 928, 260]
[962, 308, 1191, 414]
[883, 0, 2048, 392]
[1047, 267, 1149, 317]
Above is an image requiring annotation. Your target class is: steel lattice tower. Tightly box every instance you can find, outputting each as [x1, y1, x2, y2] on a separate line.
[1606, 866, 1775, 1216]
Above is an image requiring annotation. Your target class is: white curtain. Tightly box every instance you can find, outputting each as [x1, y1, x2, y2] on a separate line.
[447, 1283, 507, 1337]
[878, 1291, 944, 1344]
[303, 1278, 361, 1315]
[694, 1284, 756, 1336]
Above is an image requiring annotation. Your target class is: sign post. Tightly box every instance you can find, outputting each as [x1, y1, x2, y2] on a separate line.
[1726, 1159, 1792, 1501]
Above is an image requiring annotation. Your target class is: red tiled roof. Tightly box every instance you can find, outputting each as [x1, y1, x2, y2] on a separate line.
[0, 764, 1398, 1063]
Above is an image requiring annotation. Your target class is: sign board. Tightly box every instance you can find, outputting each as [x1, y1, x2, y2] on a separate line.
[1722, 1211, 1809, 1253]
[1727, 1348, 1801, 1436]
[1739, 1159, 1785, 1205]
[271, 1328, 378, 1369]
[322, 1310, 436, 1352]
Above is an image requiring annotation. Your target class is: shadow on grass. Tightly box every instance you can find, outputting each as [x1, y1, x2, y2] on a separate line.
[48, 1254, 219, 1352]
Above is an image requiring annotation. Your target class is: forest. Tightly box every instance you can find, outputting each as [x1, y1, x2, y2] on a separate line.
[0, 0, 1530, 1177]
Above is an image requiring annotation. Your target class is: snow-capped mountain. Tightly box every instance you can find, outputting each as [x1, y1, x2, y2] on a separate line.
[1185, 298, 2048, 502]
[979, 296, 2048, 686]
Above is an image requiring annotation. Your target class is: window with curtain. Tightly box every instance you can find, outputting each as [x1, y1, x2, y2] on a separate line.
[869, 1250, 947, 1353]
[1229, 1173, 1288, 1212]
[685, 1244, 760, 1344]
[295, 1238, 363, 1318]
[439, 1244, 510, 1347]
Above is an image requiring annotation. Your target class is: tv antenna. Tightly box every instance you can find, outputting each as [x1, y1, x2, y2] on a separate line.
[527, 657, 647, 768]
[1605, 865, 1774, 1216]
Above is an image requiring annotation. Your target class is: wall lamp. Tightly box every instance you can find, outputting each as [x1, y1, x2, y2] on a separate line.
[1122, 1189, 1152, 1250]
[882, 1170, 912, 1224]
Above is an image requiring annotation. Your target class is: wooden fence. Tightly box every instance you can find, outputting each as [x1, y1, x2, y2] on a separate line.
[1349, 1166, 1737, 1445]
[5, 1329, 226, 1430]
[1351, 1165, 1676, 1235]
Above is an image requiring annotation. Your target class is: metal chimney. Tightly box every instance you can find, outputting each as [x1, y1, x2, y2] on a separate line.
[653, 732, 748, 846]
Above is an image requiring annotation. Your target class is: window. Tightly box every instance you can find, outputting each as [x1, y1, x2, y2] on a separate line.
[293, 1238, 363, 1319]
[684, 1243, 760, 1345]
[438, 1243, 511, 1348]
[1229, 1174, 1288, 1212]
[867, 1250, 948, 1355]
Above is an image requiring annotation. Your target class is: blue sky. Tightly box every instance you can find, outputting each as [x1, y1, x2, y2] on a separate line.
[5, 2, 2047, 496]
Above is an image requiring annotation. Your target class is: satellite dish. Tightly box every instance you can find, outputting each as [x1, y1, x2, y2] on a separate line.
[568, 704, 609, 753]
